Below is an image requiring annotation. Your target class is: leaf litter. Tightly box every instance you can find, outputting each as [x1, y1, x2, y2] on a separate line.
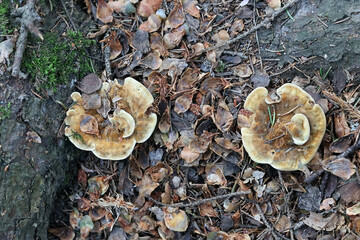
[47, 0, 360, 239]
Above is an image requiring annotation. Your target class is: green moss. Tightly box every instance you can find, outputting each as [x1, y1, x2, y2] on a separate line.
[0, 102, 11, 122]
[23, 30, 95, 91]
[0, 0, 13, 35]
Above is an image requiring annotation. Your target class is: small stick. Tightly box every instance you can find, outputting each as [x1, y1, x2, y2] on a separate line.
[198, 0, 301, 54]
[254, 202, 290, 240]
[265, 133, 285, 144]
[146, 190, 251, 208]
[277, 105, 300, 117]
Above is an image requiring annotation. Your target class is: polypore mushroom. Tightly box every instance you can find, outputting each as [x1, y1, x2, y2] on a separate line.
[65, 77, 157, 160]
[238, 83, 326, 171]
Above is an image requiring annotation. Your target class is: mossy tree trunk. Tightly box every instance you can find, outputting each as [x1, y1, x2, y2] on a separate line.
[0, 75, 79, 240]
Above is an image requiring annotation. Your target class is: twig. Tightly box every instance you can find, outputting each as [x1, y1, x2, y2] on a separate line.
[11, 0, 43, 78]
[146, 190, 251, 208]
[322, 90, 360, 119]
[254, 202, 290, 240]
[60, 0, 78, 31]
[305, 137, 360, 184]
[337, 136, 360, 159]
[200, 0, 300, 54]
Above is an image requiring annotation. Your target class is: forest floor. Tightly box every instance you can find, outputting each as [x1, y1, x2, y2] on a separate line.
[0, 0, 360, 239]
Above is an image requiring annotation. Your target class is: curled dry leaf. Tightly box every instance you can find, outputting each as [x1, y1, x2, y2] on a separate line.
[96, 0, 114, 23]
[231, 18, 244, 36]
[180, 146, 200, 163]
[77, 197, 91, 212]
[163, 27, 186, 49]
[150, 33, 168, 57]
[107, 0, 136, 15]
[26, 131, 42, 143]
[139, 14, 162, 32]
[137, 0, 162, 17]
[174, 92, 194, 114]
[304, 212, 344, 231]
[79, 215, 94, 239]
[78, 73, 102, 94]
[329, 133, 353, 153]
[140, 52, 162, 70]
[266, 0, 281, 10]
[88, 175, 109, 200]
[346, 202, 360, 216]
[199, 202, 219, 217]
[89, 207, 106, 221]
[164, 207, 189, 232]
[334, 112, 351, 138]
[319, 198, 336, 211]
[213, 101, 234, 132]
[158, 104, 171, 133]
[322, 157, 356, 180]
[165, 4, 185, 30]
[233, 64, 252, 78]
[182, 0, 200, 18]
[145, 162, 173, 182]
[48, 227, 75, 240]
[274, 215, 291, 232]
[191, 42, 204, 56]
[139, 215, 156, 231]
[206, 164, 227, 186]
[80, 115, 100, 136]
[82, 93, 101, 110]
[136, 174, 159, 205]
[69, 208, 81, 229]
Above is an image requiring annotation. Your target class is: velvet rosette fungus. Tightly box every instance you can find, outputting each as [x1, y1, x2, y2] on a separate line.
[65, 75, 157, 160]
[238, 83, 326, 171]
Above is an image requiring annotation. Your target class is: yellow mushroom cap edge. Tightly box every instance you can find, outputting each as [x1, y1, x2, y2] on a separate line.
[240, 83, 326, 171]
[64, 77, 157, 160]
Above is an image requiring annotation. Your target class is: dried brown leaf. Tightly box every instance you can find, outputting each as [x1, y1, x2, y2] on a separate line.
[145, 162, 173, 182]
[323, 157, 356, 180]
[150, 33, 168, 57]
[206, 164, 227, 186]
[180, 146, 200, 163]
[107, 0, 135, 15]
[163, 27, 186, 49]
[319, 198, 336, 211]
[140, 52, 162, 70]
[48, 227, 75, 240]
[139, 14, 162, 32]
[165, 4, 185, 30]
[80, 114, 100, 136]
[137, 0, 162, 17]
[174, 92, 194, 114]
[266, 0, 281, 10]
[274, 215, 291, 232]
[96, 0, 114, 23]
[199, 202, 219, 217]
[334, 112, 351, 138]
[26, 131, 42, 143]
[213, 101, 233, 132]
[164, 207, 189, 232]
[346, 202, 360, 216]
[182, 0, 200, 18]
[233, 64, 252, 78]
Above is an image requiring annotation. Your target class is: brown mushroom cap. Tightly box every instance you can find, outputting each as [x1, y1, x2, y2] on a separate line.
[65, 77, 157, 160]
[239, 83, 326, 171]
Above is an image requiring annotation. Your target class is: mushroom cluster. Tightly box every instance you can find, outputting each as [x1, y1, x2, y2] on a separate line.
[65, 74, 157, 160]
[238, 83, 326, 171]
